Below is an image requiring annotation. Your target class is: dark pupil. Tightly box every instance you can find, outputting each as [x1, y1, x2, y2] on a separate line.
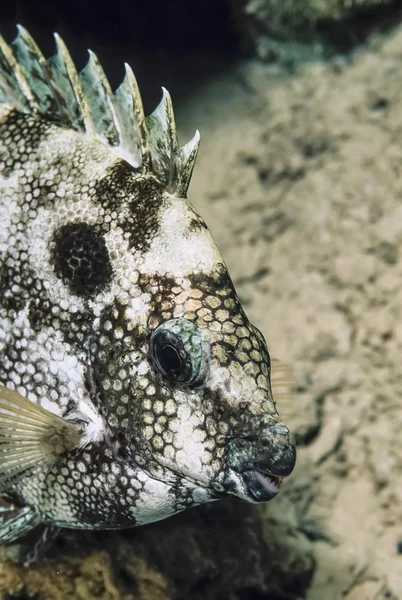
[151, 330, 192, 383]
[160, 344, 181, 373]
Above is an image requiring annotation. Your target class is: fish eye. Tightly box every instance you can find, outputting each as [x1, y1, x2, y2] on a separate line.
[150, 318, 205, 385]
[151, 330, 192, 382]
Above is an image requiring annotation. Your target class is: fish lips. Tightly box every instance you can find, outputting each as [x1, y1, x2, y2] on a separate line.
[239, 448, 296, 502]
[228, 440, 297, 502]
[240, 469, 284, 502]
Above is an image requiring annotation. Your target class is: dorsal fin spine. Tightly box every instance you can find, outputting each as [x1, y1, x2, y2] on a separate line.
[174, 129, 200, 197]
[0, 31, 33, 111]
[53, 34, 94, 134]
[79, 50, 120, 146]
[123, 63, 151, 172]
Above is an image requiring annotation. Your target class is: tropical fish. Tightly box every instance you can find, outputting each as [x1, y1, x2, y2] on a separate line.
[0, 26, 296, 561]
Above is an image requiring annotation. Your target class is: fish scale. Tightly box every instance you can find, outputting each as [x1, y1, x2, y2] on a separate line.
[0, 26, 296, 562]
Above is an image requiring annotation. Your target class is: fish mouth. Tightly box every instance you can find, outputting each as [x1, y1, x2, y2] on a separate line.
[241, 469, 284, 502]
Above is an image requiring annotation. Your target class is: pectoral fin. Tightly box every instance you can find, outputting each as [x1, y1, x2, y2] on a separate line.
[271, 359, 296, 419]
[0, 384, 82, 489]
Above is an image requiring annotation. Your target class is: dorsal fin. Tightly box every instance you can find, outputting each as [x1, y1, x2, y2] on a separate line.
[0, 25, 199, 197]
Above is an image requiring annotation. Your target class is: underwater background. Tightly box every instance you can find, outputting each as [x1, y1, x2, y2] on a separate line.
[1, 1, 402, 598]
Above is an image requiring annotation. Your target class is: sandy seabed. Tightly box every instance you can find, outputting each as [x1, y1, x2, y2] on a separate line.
[2, 21, 402, 600]
[179, 25, 402, 599]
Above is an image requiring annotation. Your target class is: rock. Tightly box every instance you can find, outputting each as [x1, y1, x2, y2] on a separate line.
[230, 0, 397, 62]
[0, 502, 315, 600]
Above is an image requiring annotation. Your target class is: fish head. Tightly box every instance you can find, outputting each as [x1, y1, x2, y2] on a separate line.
[90, 184, 296, 504]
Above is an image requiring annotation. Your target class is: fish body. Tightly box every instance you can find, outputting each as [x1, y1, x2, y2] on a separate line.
[0, 27, 296, 553]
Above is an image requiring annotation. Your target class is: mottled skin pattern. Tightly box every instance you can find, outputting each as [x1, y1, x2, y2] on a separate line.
[0, 32, 296, 545]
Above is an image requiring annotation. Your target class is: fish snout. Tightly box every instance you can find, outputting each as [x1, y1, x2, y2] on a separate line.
[228, 422, 297, 502]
